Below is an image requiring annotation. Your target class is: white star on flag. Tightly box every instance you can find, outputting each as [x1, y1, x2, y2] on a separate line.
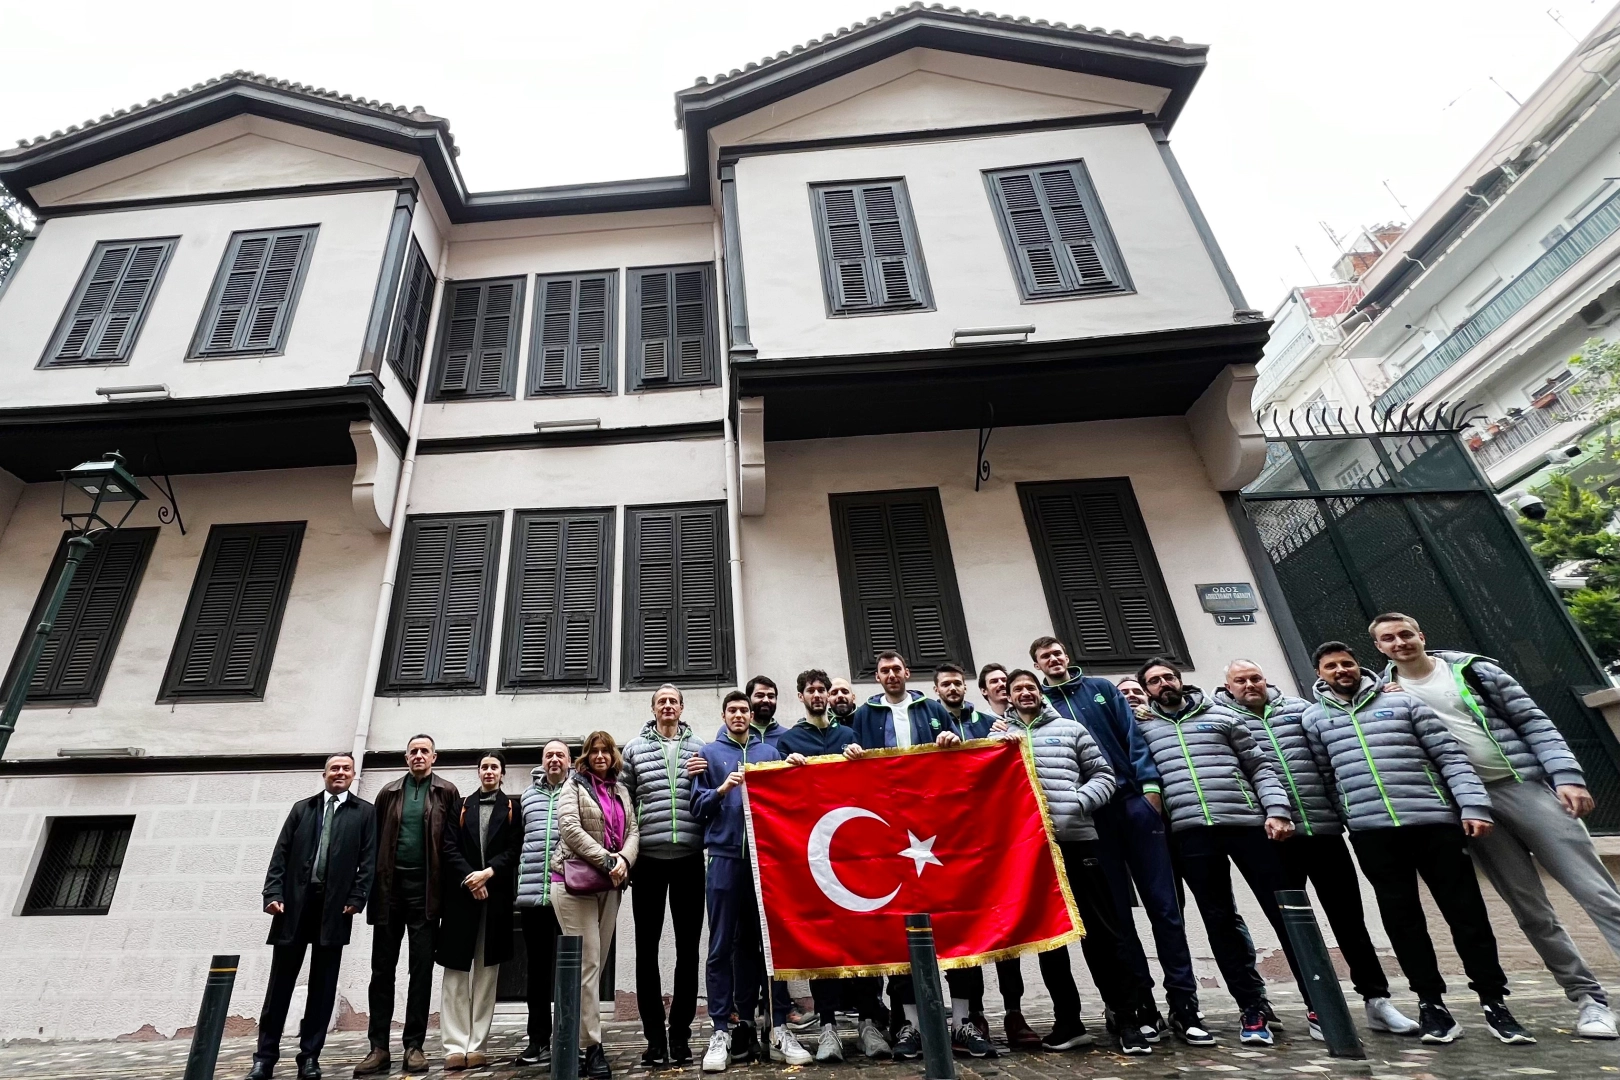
[899, 831, 943, 876]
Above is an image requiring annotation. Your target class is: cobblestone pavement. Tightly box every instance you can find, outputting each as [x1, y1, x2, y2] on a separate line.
[4, 975, 1618, 1080]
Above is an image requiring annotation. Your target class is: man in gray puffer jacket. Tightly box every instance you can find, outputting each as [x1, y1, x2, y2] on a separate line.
[513, 741, 573, 1067]
[993, 669, 1150, 1055]
[621, 684, 710, 1067]
[1303, 642, 1533, 1047]
[1372, 612, 1620, 1039]
[1137, 657, 1306, 1047]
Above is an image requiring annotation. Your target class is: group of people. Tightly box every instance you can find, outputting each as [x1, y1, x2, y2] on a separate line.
[246, 613, 1620, 1080]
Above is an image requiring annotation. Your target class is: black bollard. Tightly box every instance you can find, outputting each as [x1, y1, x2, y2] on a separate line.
[552, 935, 584, 1080]
[904, 915, 956, 1080]
[1275, 889, 1364, 1058]
[182, 954, 239, 1080]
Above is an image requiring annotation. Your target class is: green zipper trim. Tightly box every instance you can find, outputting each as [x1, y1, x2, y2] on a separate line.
[1326, 694, 1401, 826]
[1448, 660, 1522, 782]
[1172, 720, 1214, 825]
[1254, 706, 1313, 836]
[1422, 764, 1450, 806]
[658, 731, 684, 847]
[1234, 769, 1255, 809]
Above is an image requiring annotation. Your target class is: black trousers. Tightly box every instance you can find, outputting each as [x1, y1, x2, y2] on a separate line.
[1278, 834, 1390, 1000]
[1350, 824, 1508, 1003]
[366, 867, 434, 1051]
[1037, 839, 1146, 1023]
[810, 976, 886, 1024]
[1172, 825, 1308, 1010]
[522, 905, 562, 1046]
[255, 886, 344, 1067]
[630, 852, 706, 1045]
[888, 965, 983, 1023]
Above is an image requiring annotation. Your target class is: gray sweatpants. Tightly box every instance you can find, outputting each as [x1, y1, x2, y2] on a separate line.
[1471, 778, 1620, 1005]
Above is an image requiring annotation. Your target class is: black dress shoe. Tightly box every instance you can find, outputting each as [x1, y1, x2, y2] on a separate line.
[298, 1060, 322, 1080]
[246, 1063, 274, 1080]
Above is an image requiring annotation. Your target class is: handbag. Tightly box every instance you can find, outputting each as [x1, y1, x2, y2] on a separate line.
[562, 857, 611, 896]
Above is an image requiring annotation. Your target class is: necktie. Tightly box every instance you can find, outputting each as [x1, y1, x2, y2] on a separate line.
[314, 795, 336, 883]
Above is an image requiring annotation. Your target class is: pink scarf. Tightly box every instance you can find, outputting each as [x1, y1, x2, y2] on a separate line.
[588, 773, 626, 851]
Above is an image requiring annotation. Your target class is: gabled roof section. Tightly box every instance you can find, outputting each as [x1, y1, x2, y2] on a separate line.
[0, 4, 1206, 223]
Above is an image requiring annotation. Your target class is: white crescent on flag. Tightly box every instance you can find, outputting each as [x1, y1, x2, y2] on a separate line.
[805, 807, 902, 913]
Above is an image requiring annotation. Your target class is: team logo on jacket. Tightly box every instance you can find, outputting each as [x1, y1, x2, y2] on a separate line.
[1374, 710, 1395, 718]
[1093, 694, 1106, 704]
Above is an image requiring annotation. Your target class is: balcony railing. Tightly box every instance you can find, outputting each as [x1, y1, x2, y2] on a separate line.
[1376, 187, 1620, 413]
[1468, 380, 1596, 468]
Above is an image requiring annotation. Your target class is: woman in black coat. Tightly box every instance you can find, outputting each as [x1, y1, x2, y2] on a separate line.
[436, 751, 521, 1070]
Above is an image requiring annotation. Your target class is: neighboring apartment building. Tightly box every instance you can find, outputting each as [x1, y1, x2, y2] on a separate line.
[1255, 6, 1620, 491]
[0, 6, 1275, 1039]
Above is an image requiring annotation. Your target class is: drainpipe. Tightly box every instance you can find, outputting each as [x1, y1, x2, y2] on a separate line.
[350, 241, 448, 777]
[713, 217, 749, 681]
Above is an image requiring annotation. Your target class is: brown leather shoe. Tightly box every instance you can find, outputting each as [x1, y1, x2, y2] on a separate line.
[1004, 1011, 1042, 1050]
[402, 1048, 428, 1074]
[465, 1053, 488, 1069]
[352, 1048, 389, 1077]
[444, 1054, 467, 1071]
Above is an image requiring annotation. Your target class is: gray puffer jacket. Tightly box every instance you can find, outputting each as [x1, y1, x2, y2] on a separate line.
[1416, 651, 1585, 788]
[514, 770, 568, 909]
[996, 703, 1116, 842]
[1211, 687, 1340, 837]
[621, 721, 706, 861]
[1302, 673, 1492, 830]
[1138, 686, 1290, 832]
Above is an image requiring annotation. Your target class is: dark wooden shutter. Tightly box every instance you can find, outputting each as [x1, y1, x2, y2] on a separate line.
[380, 513, 502, 693]
[814, 182, 929, 314]
[631, 265, 715, 388]
[193, 227, 317, 356]
[1018, 478, 1186, 666]
[432, 278, 523, 399]
[160, 523, 304, 700]
[46, 240, 175, 364]
[385, 240, 436, 391]
[987, 161, 1129, 299]
[530, 272, 615, 395]
[1, 528, 156, 704]
[623, 503, 730, 685]
[829, 489, 972, 679]
[501, 509, 613, 689]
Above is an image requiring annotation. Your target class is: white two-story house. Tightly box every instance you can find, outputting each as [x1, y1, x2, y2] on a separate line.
[0, 6, 1279, 1040]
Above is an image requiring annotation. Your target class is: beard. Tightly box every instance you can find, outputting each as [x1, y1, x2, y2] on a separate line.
[1156, 688, 1184, 712]
[830, 702, 854, 719]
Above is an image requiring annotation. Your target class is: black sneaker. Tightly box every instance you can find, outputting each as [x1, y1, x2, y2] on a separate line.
[514, 1045, 550, 1068]
[892, 1024, 922, 1060]
[584, 1045, 611, 1080]
[1419, 1001, 1461, 1044]
[1481, 1001, 1535, 1045]
[952, 1023, 997, 1058]
[1040, 1018, 1094, 1050]
[729, 1021, 758, 1063]
[1240, 1006, 1274, 1046]
[1139, 1005, 1167, 1044]
[1118, 1015, 1152, 1056]
[1171, 1006, 1216, 1047]
[639, 1044, 668, 1068]
[667, 1035, 692, 1066]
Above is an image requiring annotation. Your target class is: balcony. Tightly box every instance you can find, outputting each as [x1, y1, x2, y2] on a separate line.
[1467, 378, 1595, 468]
[1376, 187, 1620, 413]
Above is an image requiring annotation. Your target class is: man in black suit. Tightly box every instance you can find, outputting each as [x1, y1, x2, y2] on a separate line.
[250, 753, 377, 1080]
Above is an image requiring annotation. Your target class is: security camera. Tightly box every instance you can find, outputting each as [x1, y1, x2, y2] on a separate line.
[1546, 444, 1583, 464]
[1518, 495, 1548, 521]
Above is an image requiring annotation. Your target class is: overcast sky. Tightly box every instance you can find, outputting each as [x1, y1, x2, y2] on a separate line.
[4, 0, 1609, 313]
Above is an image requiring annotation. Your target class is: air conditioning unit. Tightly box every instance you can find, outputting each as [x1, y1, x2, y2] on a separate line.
[1580, 284, 1620, 328]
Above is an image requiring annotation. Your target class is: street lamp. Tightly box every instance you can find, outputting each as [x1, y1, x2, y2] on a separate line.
[0, 452, 146, 759]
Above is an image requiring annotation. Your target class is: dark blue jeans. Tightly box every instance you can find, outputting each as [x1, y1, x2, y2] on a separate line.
[1093, 793, 1198, 1010]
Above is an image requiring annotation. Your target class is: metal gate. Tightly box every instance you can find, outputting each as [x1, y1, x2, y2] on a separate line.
[1230, 412, 1620, 833]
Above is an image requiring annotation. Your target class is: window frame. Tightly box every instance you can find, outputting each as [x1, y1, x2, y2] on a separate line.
[527, 270, 619, 397]
[22, 814, 136, 916]
[40, 237, 178, 368]
[188, 226, 319, 358]
[377, 511, 504, 696]
[426, 276, 526, 402]
[499, 507, 616, 692]
[620, 501, 734, 689]
[982, 159, 1132, 303]
[385, 238, 437, 395]
[808, 178, 934, 318]
[157, 521, 306, 703]
[827, 487, 974, 680]
[1017, 477, 1188, 668]
[626, 263, 719, 391]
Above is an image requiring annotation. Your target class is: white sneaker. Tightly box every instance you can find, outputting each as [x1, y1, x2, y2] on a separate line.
[770, 1026, 814, 1065]
[702, 1030, 731, 1072]
[857, 1018, 891, 1059]
[1365, 996, 1420, 1035]
[815, 1022, 844, 1062]
[1577, 996, 1619, 1039]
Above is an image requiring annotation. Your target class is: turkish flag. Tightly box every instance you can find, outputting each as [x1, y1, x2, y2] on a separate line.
[742, 739, 1082, 977]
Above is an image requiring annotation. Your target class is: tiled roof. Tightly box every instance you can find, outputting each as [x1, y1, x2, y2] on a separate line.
[5, 70, 451, 158]
[684, 2, 1200, 90]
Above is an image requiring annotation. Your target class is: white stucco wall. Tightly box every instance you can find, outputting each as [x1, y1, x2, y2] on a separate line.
[0, 467, 387, 760]
[0, 190, 399, 410]
[733, 123, 1234, 361]
[741, 417, 1295, 699]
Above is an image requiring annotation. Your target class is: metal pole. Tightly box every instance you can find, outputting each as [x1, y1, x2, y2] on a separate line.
[1276, 889, 1364, 1058]
[904, 914, 955, 1080]
[0, 533, 93, 759]
[552, 934, 583, 1080]
[182, 954, 240, 1080]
